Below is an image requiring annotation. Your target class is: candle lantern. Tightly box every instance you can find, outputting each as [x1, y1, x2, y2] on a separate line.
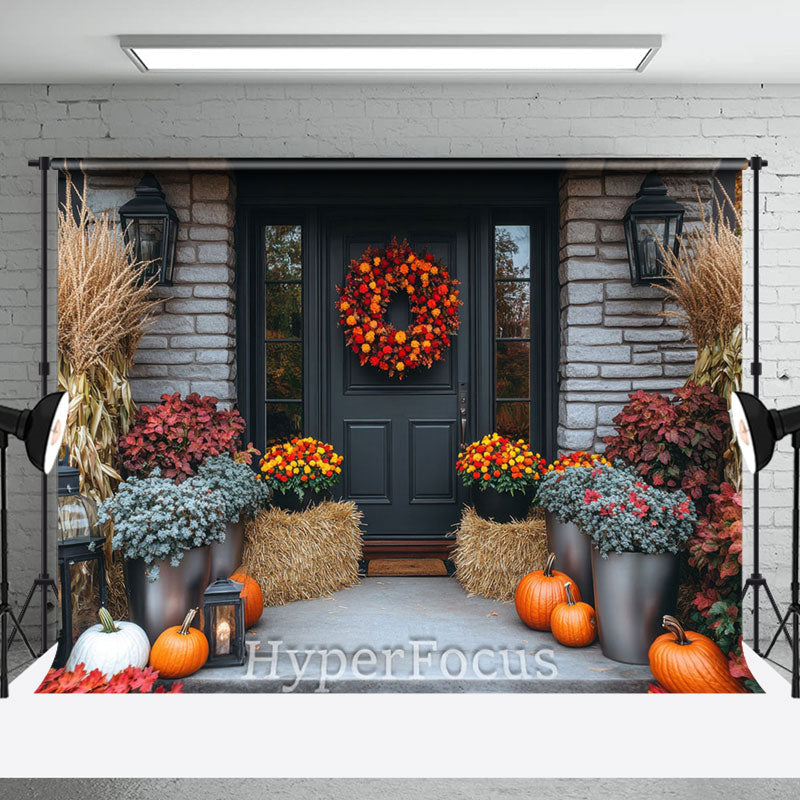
[202, 578, 246, 667]
[623, 172, 685, 286]
[118, 172, 179, 286]
[54, 462, 109, 668]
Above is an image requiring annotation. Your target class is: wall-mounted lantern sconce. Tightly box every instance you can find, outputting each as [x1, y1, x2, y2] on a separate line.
[623, 172, 685, 286]
[119, 173, 178, 286]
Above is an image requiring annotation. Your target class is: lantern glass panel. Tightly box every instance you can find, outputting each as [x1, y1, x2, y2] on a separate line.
[210, 604, 237, 657]
[164, 215, 178, 283]
[57, 493, 99, 542]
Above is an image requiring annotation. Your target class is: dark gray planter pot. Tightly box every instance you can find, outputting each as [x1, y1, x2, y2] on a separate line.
[209, 520, 246, 581]
[470, 484, 534, 523]
[545, 510, 594, 607]
[272, 488, 331, 512]
[591, 549, 679, 665]
[125, 545, 211, 644]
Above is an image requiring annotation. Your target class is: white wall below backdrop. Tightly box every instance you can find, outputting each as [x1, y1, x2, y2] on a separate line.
[1, 80, 797, 643]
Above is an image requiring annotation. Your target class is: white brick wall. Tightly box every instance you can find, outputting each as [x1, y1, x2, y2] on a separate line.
[1, 81, 797, 641]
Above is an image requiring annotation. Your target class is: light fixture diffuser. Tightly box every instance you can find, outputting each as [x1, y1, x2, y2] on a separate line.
[120, 35, 661, 74]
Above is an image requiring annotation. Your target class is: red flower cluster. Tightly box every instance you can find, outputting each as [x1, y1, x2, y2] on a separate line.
[36, 663, 184, 694]
[583, 483, 692, 523]
[118, 393, 249, 482]
[336, 237, 461, 378]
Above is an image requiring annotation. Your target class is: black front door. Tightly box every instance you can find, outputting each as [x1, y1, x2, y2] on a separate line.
[325, 211, 471, 539]
[236, 167, 560, 553]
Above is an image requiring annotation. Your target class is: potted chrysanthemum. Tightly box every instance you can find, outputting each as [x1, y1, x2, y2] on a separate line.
[535, 452, 611, 605]
[456, 433, 547, 523]
[258, 436, 344, 512]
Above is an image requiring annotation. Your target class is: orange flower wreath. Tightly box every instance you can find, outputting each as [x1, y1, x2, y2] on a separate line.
[336, 237, 462, 378]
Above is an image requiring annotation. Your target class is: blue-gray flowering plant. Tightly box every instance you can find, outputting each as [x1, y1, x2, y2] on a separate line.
[575, 462, 696, 557]
[535, 463, 607, 524]
[98, 469, 227, 580]
[196, 454, 270, 522]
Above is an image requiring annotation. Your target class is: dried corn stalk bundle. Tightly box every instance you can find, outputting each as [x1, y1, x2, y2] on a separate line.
[58, 174, 159, 613]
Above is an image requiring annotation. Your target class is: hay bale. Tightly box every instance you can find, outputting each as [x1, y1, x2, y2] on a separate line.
[451, 506, 547, 601]
[242, 501, 363, 607]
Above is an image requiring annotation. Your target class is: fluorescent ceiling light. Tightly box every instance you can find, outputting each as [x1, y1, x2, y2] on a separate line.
[121, 35, 661, 74]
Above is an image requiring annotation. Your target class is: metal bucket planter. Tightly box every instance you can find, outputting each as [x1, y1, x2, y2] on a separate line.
[545, 510, 594, 607]
[470, 485, 533, 523]
[125, 545, 211, 644]
[209, 521, 246, 581]
[271, 488, 330, 513]
[591, 549, 679, 665]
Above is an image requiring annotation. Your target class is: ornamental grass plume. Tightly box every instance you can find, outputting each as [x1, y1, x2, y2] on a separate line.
[656, 185, 742, 485]
[656, 186, 742, 402]
[58, 173, 160, 614]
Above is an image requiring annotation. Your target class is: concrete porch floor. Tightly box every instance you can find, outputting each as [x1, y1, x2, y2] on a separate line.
[182, 577, 655, 693]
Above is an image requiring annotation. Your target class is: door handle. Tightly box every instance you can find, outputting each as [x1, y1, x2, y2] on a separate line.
[458, 382, 468, 448]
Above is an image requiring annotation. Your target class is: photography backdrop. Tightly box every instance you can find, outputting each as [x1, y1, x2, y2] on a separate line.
[0, 81, 797, 648]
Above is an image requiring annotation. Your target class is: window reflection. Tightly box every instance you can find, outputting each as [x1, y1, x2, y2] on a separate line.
[496, 402, 529, 442]
[496, 282, 530, 339]
[494, 225, 530, 279]
[265, 224, 303, 442]
[494, 224, 533, 442]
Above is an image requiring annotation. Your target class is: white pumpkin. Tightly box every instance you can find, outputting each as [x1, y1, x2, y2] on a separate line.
[66, 608, 150, 678]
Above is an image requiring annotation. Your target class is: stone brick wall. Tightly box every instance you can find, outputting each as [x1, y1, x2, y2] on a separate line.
[2, 81, 800, 640]
[86, 172, 237, 406]
[558, 172, 714, 451]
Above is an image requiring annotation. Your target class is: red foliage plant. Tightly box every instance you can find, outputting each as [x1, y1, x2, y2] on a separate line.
[118, 393, 247, 482]
[689, 483, 742, 586]
[602, 382, 729, 513]
[35, 663, 184, 694]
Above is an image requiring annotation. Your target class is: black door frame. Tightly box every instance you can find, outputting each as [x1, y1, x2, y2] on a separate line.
[236, 169, 559, 555]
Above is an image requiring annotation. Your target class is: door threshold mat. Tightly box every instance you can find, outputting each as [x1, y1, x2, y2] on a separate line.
[366, 558, 449, 577]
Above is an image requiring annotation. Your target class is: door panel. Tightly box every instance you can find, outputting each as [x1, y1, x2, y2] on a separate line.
[326, 213, 471, 538]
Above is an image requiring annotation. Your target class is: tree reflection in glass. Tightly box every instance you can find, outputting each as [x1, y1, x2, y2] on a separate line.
[266, 224, 303, 443]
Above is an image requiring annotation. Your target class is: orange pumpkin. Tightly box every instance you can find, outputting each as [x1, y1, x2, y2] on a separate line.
[231, 571, 264, 629]
[648, 615, 746, 694]
[149, 608, 208, 679]
[515, 553, 578, 631]
[551, 582, 597, 647]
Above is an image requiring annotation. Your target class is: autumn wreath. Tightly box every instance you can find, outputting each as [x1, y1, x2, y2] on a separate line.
[336, 238, 461, 378]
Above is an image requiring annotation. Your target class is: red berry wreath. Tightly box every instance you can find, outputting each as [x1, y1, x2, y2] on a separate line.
[336, 238, 462, 378]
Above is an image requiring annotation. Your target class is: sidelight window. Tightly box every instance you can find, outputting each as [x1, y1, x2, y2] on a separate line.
[494, 223, 533, 442]
[265, 224, 303, 445]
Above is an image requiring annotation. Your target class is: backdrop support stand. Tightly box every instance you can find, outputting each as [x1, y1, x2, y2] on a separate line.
[8, 157, 59, 656]
[740, 154, 791, 655]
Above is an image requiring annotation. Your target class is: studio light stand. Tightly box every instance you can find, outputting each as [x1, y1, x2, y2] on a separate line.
[8, 157, 60, 656]
[0, 392, 69, 698]
[739, 154, 791, 655]
[0, 432, 37, 698]
[762, 431, 800, 697]
[731, 392, 800, 697]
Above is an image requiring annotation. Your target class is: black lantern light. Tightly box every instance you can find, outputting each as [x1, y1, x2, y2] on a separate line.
[202, 578, 246, 667]
[53, 460, 108, 668]
[118, 172, 179, 286]
[623, 172, 685, 286]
